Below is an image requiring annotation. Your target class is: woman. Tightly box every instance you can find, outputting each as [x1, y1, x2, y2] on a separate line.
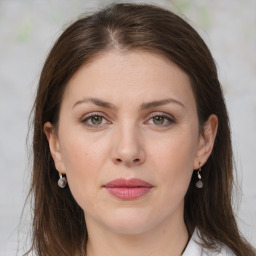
[26, 3, 255, 256]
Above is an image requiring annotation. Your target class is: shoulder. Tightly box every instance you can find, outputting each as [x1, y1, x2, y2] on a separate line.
[182, 228, 235, 256]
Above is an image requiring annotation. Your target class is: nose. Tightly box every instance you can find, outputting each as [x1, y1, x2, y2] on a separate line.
[111, 124, 146, 167]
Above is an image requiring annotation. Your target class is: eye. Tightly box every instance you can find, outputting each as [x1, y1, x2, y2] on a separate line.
[89, 115, 104, 125]
[146, 114, 175, 127]
[81, 113, 109, 127]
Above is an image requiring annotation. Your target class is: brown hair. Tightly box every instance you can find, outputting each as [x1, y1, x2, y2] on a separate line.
[25, 3, 255, 256]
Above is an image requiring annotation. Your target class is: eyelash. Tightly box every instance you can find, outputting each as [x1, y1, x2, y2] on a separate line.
[81, 112, 110, 128]
[145, 113, 175, 127]
[81, 112, 175, 128]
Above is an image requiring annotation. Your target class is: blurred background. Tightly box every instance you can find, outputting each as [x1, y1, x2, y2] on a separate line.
[0, 0, 255, 254]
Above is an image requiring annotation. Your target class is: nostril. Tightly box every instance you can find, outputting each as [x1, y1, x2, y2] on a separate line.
[134, 158, 140, 162]
[116, 158, 122, 163]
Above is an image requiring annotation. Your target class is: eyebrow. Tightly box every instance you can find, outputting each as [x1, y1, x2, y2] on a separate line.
[72, 98, 116, 109]
[140, 98, 184, 110]
[72, 97, 184, 110]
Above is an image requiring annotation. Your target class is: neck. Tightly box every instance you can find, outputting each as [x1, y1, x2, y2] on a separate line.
[85, 210, 188, 256]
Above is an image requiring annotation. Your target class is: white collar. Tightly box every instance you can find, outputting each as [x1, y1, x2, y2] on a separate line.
[182, 229, 202, 256]
[182, 228, 234, 256]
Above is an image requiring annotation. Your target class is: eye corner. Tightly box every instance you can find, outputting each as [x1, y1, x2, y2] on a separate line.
[81, 112, 112, 129]
[144, 112, 176, 128]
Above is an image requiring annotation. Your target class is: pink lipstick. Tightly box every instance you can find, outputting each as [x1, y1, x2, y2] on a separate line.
[103, 178, 153, 200]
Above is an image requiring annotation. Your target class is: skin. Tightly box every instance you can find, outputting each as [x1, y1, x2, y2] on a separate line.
[44, 50, 218, 256]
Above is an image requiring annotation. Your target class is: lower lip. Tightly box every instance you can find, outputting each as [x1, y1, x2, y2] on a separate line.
[105, 187, 152, 200]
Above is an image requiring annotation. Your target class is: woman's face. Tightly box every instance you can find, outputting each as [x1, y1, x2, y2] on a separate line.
[45, 50, 213, 234]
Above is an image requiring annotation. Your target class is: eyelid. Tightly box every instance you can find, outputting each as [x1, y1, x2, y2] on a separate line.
[81, 111, 107, 120]
[80, 111, 175, 128]
[81, 112, 111, 127]
[149, 111, 174, 119]
[145, 112, 176, 126]
[147, 111, 175, 120]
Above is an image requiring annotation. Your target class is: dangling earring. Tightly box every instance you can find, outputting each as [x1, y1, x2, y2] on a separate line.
[58, 172, 67, 188]
[196, 167, 203, 188]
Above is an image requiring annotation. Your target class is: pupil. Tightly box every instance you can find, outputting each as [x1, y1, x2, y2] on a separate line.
[92, 116, 102, 124]
[154, 116, 164, 125]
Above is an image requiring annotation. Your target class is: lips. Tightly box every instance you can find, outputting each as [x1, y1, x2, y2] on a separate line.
[103, 178, 153, 200]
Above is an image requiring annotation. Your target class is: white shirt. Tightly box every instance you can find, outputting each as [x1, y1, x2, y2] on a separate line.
[182, 229, 235, 256]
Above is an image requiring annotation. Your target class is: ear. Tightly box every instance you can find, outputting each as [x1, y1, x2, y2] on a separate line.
[193, 114, 218, 169]
[44, 122, 66, 174]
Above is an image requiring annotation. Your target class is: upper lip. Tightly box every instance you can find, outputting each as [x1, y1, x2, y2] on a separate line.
[104, 178, 153, 188]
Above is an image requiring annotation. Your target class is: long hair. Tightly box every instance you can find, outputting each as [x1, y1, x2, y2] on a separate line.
[26, 3, 255, 255]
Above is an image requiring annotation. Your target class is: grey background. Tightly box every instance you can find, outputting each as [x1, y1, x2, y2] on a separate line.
[0, 0, 255, 255]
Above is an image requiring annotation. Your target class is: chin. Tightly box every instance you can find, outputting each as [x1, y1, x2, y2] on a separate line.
[101, 209, 156, 235]
[107, 221, 151, 235]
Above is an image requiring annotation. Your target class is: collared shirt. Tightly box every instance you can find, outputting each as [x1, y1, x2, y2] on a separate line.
[182, 229, 235, 256]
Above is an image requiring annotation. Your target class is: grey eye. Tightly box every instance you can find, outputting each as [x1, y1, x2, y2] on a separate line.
[82, 114, 108, 127]
[147, 114, 175, 127]
[153, 116, 165, 125]
[90, 116, 103, 125]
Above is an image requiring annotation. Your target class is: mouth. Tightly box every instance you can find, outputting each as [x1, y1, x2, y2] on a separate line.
[103, 178, 153, 200]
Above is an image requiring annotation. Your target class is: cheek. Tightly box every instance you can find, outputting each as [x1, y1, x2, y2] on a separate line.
[151, 128, 197, 165]
[60, 127, 109, 170]
[148, 128, 198, 191]
[58, 132, 110, 206]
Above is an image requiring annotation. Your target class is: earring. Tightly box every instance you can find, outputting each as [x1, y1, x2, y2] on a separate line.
[58, 172, 67, 188]
[196, 167, 203, 188]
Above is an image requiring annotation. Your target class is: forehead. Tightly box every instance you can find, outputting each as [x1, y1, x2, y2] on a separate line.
[63, 50, 195, 108]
